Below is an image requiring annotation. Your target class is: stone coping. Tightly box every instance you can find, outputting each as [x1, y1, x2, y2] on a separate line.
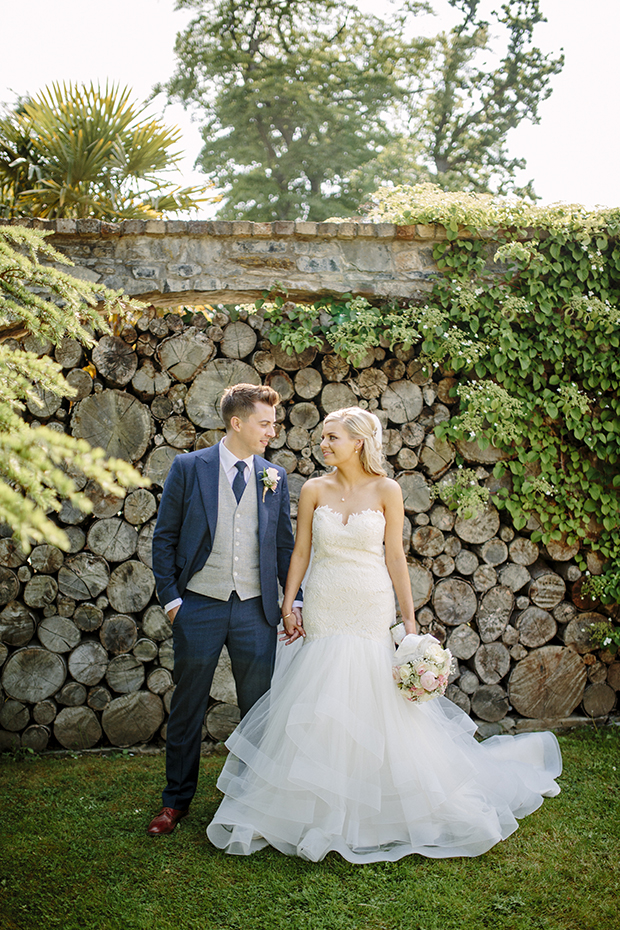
[1, 216, 459, 241]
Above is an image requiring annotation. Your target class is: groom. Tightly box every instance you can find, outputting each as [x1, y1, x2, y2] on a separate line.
[147, 383, 302, 835]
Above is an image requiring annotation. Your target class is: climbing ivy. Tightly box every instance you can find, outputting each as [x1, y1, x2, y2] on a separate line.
[259, 186, 620, 599]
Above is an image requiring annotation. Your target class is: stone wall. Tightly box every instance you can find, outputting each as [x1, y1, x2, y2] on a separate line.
[5, 217, 445, 305]
[0, 306, 617, 754]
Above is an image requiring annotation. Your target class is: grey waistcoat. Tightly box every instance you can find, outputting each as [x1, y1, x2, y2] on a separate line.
[185, 460, 261, 601]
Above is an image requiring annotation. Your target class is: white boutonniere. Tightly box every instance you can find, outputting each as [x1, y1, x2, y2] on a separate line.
[260, 466, 281, 502]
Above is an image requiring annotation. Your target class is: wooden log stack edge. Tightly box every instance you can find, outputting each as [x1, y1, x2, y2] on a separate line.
[0, 306, 617, 752]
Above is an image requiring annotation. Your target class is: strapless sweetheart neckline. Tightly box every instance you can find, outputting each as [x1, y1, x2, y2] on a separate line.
[315, 504, 385, 528]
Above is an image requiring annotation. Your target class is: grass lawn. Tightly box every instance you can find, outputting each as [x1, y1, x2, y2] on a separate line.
[0, 728, 618, 930]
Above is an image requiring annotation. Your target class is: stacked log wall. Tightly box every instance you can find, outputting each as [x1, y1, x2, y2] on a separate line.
[0, 307, 618, 752]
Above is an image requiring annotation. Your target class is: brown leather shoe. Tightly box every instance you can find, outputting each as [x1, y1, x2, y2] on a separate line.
[147, 807, 189, 835]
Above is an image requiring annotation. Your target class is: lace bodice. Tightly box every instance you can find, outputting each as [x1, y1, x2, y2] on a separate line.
[302, 505, 395, 644]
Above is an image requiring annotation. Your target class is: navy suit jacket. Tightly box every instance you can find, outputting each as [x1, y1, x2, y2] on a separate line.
[152, 443, 297, 626]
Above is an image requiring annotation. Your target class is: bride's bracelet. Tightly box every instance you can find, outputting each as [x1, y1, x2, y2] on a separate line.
[282, 612, 292, 620]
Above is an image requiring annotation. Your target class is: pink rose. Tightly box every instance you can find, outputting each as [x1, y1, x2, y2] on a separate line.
[420, 671, 438, 691]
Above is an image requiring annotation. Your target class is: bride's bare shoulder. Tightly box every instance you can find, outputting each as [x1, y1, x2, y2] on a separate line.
[376, 476, 403, 504]
[299, 475, 333, 502]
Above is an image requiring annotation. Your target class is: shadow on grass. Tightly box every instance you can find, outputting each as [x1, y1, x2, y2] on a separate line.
[0, 728, 618, 930]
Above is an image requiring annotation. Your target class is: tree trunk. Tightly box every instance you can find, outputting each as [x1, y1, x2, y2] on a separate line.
[58, 553, 110, 601]
[473, 642, 511, 684]
[123, 489, 157, 526]
[381, 381, 423, 423]
[294, 367, 323, 398]
[56, 681, 87, 706]
[67, 641, 108, 686]
[29, 545, 64, 574]
[470, 684, 509, 722]
[141, 605, 173, 642]
[185, 359, 260, 428]
[397, 473, 432, 514]
[433, 578, 477, 625]
[220, 322, 257, 359]
[266, 370, 295, 403]
[87, 518, 138, 562]
[581, 683, 616, 717]
[252, 350, 276, 375]
[21, 724, 50, 753]
[72, 603, 104, 632]
[205, 702, 241, 741]
[454, 504, 500, 544]
[0, 699, 29, 731]
[321, 382, 357, 413]
[475, 538, 508, 566]
[33, 699, 57, 725]
[131, 360, 171, 400]
[162, 416, 196, 450]
[87, 685, 112, 712]
[132, 638, 159, 662]
[515, 607, 557, 648]
[106, 560, 155, 614]
[411, 526, 445, 558]
[2, 647, 66, 702]
[37, 615, 81, 653]
[23, 574, 57, 608]
[445, 684, 471, 715]
[54, 706, 102, 750]
[446, 623, 480, 660]
[92, 336, 138, 387]
[498, 562, 531, 592]
[156, 330, 216, 382]
[0, 602, 35, 646]
[101, 691, 164, 747]
[105, 654, 145, 693]
[147, 667, 174, 695]
[272, 344, 317, 372]
[508, 646, 587, 718]
[71, 390, 152, 462]
[476, 585, 514, 642]
[0, 568, 20, 607]
[508, 537, 539, 566]
[407, 561, 434, 609]
[99, 614, 138, 655]
[454, 550, 479, 576]
[289, 402, 320, 430]
[562, 613, 606, 654]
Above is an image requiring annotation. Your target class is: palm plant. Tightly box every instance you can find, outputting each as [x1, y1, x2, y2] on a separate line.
[0, 82, 214, 219]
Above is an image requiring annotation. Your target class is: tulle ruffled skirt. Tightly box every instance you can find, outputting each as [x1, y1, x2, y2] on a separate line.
[207, 634, 562, 863]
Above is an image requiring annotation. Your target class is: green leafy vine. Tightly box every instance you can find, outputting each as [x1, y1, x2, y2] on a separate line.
[257, 187, 620, 601]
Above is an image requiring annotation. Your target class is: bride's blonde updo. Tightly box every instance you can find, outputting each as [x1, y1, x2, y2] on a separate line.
[324, 406, 386, 477]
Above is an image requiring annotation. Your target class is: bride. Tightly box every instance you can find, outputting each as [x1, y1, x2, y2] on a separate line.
[207, 407, 562, 862]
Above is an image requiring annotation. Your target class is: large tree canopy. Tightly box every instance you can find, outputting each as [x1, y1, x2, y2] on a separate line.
[162, 0, 563, 219]
[0, 82, 215, 220]
[161, 0, 432, 220]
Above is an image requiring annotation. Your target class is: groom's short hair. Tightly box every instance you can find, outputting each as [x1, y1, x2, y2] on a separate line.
[221, 383, 280, 428]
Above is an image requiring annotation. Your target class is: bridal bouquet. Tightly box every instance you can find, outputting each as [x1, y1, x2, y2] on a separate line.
[392, 633, 452, 704]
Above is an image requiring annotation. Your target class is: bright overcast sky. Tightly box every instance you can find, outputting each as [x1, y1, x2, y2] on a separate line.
[1, 0, 618, 213]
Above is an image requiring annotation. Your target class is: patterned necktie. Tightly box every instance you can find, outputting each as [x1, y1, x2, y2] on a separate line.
[232, 460, 247, 503]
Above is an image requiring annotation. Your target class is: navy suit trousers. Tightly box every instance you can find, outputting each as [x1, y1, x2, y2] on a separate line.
[162, 590, 277, 810]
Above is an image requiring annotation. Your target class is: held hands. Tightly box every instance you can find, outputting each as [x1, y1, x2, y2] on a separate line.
[279, 605, 305, 645]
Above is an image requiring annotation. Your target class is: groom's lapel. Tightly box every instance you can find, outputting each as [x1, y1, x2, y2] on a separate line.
[254, 455, 271, 544]
[196, 444, 220, 541]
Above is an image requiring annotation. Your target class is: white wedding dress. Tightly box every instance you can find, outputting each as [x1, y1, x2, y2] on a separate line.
[207, 506, 562, 863]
